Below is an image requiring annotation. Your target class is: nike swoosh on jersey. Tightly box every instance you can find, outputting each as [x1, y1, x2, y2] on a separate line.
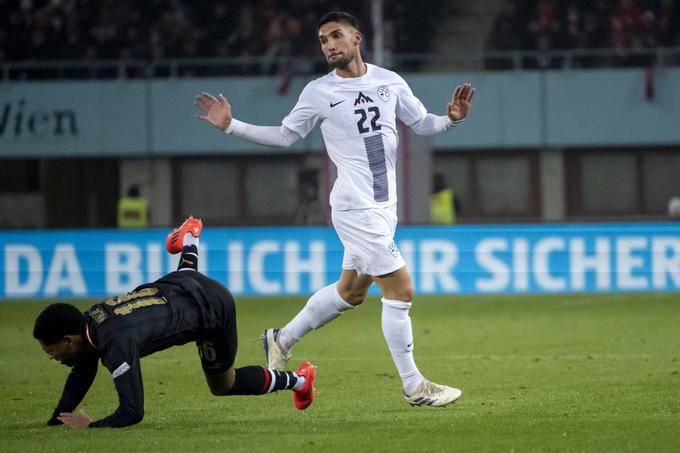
[330, 100, 345, 107]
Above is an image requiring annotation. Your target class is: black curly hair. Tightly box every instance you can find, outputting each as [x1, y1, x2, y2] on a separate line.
[33, 303, 84, 345]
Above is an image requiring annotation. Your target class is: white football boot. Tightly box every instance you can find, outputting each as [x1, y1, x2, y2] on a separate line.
[404, 379, 462, 407]
[262, 328, 291, 371]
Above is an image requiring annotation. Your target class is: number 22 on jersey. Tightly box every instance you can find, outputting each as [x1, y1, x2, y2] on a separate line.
[355, 107, 381, 134]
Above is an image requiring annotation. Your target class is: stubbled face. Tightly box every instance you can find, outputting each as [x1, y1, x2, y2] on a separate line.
[39, 337, 83, 367]
[318, 21, 361, 69]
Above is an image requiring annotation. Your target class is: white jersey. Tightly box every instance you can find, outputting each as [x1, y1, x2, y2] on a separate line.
[281, 64, 444, 211]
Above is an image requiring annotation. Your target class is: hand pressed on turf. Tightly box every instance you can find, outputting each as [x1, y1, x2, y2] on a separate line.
[57, 409, 93, 429]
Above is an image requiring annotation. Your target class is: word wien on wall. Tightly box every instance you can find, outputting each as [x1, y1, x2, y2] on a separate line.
[1, 224, 679, 298]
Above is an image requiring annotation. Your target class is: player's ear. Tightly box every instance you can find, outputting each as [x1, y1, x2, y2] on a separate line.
[354, 30, 362, 45]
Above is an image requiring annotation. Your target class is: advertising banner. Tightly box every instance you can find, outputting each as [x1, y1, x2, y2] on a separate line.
[1, 223, 679, 298]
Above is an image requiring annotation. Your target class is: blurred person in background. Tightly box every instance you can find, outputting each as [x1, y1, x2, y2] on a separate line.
[430, 173, 460, 225]
[668, 196, 680, 217]
[195, 11, 475, 407]
[117, 185, 148, 229]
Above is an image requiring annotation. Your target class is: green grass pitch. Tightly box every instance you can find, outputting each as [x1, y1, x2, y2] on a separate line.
[1, 293, 679, 452]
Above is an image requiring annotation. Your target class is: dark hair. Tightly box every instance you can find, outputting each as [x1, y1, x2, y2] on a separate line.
[434, 173, 448, 191]
[127, 184, 140, 197]
[33, 303, 84, 345]
[318, 11, 360, 31]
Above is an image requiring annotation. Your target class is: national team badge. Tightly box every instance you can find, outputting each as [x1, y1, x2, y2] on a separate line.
[388, 241, 399, 257]
[377, 86, 390, 102]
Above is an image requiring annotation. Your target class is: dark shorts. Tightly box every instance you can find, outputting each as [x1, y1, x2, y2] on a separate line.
[176, 272, 238, 375]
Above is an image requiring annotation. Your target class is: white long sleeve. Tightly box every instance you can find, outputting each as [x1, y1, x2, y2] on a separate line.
[224, 118, 302, 148]
[409, 114, 465, 136]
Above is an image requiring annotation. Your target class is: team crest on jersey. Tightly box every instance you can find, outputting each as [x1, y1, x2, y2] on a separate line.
[388, 241, 400, 257]
[354, 91, 374, 106]
[377, 86, 390, 102]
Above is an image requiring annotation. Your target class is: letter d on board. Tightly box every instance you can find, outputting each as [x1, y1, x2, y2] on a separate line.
[4, 244, 43, 296]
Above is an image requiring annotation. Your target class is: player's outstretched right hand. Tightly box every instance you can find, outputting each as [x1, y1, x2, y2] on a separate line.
[195, 92, 232, 131]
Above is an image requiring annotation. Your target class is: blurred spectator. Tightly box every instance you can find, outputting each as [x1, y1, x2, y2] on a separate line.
[668, 196, 680, 217]
[488, 0, 524, 51]
[659, 0, 680, 45]
[430, 173, 461, 225]
[117, 185, 149, 228]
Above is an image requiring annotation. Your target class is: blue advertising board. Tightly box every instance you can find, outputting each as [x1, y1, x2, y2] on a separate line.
[1, 223, 679, 298]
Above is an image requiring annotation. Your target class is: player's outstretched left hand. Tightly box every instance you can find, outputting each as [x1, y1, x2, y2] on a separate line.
[57, 409, 93, 429]
[448, 82, 475, 122]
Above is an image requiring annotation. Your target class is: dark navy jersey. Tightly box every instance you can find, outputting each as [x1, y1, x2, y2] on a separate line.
[48, 271, 235, 428]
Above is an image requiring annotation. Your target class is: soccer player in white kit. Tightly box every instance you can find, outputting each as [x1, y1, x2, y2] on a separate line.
[195, 11, 475, 407]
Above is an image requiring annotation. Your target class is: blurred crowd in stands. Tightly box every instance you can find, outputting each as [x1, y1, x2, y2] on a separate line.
[2, 0, 677, 77]
[487, 0, 680, 68]
[0, 0, 444, 78]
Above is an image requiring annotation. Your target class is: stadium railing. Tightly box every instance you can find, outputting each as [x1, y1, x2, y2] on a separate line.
[2, 47, 680, 81]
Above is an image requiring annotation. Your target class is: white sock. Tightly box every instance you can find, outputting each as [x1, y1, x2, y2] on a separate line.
[279, 283, 354, 351]
[292, 374, 305, 391]
[381, 298, 424, 395]
[183, 234, 199, 248]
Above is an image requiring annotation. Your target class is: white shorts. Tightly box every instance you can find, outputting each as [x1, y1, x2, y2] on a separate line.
[331, 205, 405, 277]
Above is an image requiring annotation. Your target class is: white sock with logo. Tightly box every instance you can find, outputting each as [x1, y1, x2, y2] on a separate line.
[278, 282, 355, 352]
[183, 234, 199, 248]
[381, 298, 424, 395]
